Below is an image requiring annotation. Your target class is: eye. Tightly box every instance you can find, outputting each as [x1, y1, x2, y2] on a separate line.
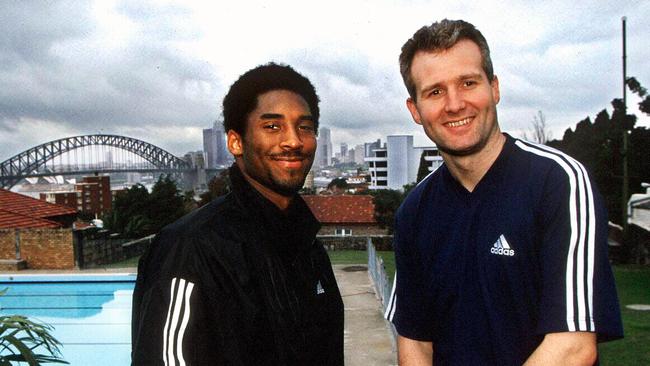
[463, 80, 477, 88]
[427, 88, 443, 98]
[299, 123, 315, 132]
[263, 123, 280, 130]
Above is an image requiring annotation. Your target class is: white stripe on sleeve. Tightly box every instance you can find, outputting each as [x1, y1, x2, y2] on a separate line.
[163, 278, 195, 365]
[515, 140, 596, 332]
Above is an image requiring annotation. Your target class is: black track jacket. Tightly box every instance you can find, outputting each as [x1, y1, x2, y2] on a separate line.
[131, 166, 344, 365]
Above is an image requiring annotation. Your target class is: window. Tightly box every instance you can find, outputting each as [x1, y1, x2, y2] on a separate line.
[375, 161, 387, 168]
[335, 228, 352, 236]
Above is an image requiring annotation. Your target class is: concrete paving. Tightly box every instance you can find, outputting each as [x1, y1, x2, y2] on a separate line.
[334, 264, 397, 366]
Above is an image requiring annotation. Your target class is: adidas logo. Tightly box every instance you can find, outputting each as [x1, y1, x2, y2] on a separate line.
[316, 280, 325, 295]
[490, 234, 515, 256]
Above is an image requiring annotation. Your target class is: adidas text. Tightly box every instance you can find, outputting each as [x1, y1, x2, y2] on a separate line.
[490, 247, 515, 256]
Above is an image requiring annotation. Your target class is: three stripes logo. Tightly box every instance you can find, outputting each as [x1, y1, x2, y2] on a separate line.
[490, 234, 515, 256]
[316, 280, 325, 295]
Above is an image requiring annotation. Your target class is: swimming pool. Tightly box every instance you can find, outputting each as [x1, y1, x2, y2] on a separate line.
[0, 274, 136, 366]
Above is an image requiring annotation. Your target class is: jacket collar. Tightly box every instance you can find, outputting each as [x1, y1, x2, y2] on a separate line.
[228, 164, 321, 256]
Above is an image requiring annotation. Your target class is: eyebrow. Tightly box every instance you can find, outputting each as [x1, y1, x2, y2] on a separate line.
[260, 113, 314, 121]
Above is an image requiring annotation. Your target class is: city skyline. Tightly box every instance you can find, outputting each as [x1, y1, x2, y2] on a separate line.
[1, 1, 649, 161]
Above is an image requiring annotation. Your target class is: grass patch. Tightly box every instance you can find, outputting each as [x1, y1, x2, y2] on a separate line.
[598, 265, 650, 365]
[326, 250, 368, 265]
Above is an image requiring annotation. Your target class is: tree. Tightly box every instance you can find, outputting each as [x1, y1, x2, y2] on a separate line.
[522, 110, 552, 144]
[626, 76, 650, 114]
[327, 178, 348, 194]
[416, 151, 430, 183]
[147, 175, 186, 233]
[547, 77, 650, 262]
[369, 189, 405, 234]
[103, 184, 150, 236]
[199, 170, 231, 207]
[103, 175, 190, 238]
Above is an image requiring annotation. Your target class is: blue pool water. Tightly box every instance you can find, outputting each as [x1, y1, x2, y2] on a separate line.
[0, 274, 136, 366]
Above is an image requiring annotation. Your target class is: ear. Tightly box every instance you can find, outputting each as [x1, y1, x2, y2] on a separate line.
[406, 97, 422, 125]
[491, 75, 500, 104]
[227, 130, 244, 156]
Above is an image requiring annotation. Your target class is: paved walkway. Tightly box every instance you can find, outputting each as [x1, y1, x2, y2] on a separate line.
[333, 264, 397, 366]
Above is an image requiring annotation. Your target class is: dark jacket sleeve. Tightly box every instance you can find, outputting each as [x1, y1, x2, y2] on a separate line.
[131, 233, 213, 365]
[131, 228, 265, 365]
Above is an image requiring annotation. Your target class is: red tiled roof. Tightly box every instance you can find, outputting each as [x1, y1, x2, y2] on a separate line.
[0, 189, 76, 229]
[0, 208, 61, 229]
[303, 195, 376, 224]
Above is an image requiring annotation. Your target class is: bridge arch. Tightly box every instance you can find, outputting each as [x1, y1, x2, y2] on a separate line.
[0, 134, 191, 189]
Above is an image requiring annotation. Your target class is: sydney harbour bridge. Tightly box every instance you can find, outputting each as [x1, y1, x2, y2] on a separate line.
[0, 134, 207, 190]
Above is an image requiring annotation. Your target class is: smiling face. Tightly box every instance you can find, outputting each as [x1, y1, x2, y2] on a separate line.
[406, 39, 501, 157]
[228, 89, 316, 202]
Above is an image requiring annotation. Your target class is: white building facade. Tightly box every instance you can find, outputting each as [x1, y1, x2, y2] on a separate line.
[365, 135, 443, 190]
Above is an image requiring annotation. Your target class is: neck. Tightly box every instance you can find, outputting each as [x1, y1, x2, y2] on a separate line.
[236, 162, 293, 211]
[442, 133, 506, 192]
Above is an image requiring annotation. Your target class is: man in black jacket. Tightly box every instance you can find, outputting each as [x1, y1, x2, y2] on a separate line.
[131, 63, 344, 365]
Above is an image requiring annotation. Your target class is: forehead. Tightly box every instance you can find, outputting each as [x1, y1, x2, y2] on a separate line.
[252, 89, 311, 115]
[410, 39, 485, 88]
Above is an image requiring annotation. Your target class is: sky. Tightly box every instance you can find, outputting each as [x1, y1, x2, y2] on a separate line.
[1, 0, 648, 161]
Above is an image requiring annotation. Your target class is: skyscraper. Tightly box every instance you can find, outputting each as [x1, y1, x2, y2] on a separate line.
[315, 127, 332, 167]
[212, 120, 230, 166]
[340, 143, 348, 162]
[203, 120, 231, 169]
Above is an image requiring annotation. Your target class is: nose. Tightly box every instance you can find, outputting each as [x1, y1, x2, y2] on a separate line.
[280, 126, 304, 150]
[444, 89, 466, 114]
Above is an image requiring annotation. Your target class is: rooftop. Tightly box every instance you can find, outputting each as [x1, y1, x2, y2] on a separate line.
[0, 208, 61, 229]
[0, 189, 77, 229]
[303, 195, 376, 224]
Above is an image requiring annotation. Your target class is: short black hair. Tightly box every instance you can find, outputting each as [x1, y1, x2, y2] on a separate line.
[222, 62, 320, 136]
[400, 19, 494, 101]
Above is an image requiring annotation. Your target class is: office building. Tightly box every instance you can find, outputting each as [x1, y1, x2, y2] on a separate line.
[365, 135, 443, 190]
[315, 127, 333, 167]
[203, 120, 231, 169]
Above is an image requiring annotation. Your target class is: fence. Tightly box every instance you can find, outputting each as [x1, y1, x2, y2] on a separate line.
[366, 237, 397, 346]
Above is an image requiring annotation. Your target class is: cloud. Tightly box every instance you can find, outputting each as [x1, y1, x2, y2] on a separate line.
[0, 0, 648, 161]
[0, 1, 222, 159]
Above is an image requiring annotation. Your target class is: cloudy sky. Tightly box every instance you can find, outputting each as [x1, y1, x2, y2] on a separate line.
[1, 0, 648, 161]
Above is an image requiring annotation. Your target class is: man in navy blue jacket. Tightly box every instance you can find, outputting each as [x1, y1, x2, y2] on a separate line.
[385, 19, 623, 365]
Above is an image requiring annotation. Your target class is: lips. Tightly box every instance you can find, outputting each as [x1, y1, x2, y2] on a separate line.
[269, 154, 308, 169]
[445, 117, 473, 128]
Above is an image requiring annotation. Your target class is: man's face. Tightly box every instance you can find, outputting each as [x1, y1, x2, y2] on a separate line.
[228, 89, 316, 196]
[406, 39, 501, 157]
